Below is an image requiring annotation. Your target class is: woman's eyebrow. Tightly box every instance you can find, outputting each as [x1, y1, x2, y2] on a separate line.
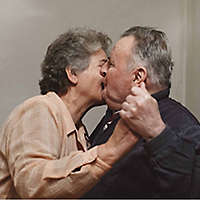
[100, 58, 108, 64]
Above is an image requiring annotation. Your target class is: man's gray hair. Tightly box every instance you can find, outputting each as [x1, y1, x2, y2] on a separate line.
[121, 26, 174, 88]
[39, 27, 111, 95]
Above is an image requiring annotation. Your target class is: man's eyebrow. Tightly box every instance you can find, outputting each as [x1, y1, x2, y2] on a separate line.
[108, 57, 114, 64]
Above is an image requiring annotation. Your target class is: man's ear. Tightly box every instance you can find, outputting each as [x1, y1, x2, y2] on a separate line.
[65, 67, 78, 85]
[131, 66, 147, 85]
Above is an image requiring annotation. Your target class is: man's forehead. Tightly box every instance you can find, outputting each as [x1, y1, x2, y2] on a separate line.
[112, 36, 135, 55]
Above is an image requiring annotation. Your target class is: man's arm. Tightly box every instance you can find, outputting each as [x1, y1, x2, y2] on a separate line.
[120, 82, 200, 197]
[143, 125, 200, 197]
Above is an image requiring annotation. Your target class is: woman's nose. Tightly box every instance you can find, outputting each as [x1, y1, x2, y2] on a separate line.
[100, 61, 108, 77]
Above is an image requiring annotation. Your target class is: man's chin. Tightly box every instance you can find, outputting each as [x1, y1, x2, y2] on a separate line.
[104, 97, 121, 111]
[102, 90, 122, 110]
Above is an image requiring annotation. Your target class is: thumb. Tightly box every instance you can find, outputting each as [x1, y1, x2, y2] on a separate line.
[139, 82, 147, 92]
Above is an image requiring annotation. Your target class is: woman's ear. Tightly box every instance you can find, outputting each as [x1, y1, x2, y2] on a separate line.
[65, 67, 78, 85]
[131, 66, 147, 85]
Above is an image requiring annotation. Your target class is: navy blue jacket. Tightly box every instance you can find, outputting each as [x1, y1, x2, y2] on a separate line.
[82, 88, 200, 198]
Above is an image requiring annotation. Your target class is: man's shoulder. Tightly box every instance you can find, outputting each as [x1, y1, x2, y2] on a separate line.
[159, 97, 199, 128]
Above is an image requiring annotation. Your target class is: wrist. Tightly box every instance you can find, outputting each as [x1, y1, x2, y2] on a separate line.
[145, 121, 166, 142]
[97, 123, 138, 166]
[97, 143, 116, 166]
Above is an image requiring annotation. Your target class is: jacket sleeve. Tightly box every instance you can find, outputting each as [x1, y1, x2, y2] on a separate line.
[144, 125, 200, 198]
[7, 102, 111, 198]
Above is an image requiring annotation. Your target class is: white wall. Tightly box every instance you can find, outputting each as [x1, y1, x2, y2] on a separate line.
[186, 0, 200, 120]
[0, 0, 199, 134]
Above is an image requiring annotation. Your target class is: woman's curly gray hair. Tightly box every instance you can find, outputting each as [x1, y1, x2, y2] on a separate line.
[39, 27, 112, 95]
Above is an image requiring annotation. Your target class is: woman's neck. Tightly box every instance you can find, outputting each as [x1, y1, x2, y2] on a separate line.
[60, 88, 94, 125]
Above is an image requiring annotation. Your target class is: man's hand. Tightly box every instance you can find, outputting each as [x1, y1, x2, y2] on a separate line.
[120, 82, 166, 141]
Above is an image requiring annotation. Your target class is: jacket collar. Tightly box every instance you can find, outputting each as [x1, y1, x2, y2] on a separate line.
[152, 87, 170, 102]
[107, 87, 170, 114]
[46, 92, 85, 136]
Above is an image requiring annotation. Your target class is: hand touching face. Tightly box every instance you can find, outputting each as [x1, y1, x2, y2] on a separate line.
[120, 82, 166, 141]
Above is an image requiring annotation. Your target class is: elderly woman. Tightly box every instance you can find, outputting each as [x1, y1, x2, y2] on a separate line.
[0, 28, 138, 199]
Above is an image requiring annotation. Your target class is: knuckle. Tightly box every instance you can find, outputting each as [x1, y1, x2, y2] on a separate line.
[126, 95, 132, 102]
[130, 106, 136, 114]
[131, 86, 137, 94]
[120, 110, 126, 118]
[122, 101, 128, 108]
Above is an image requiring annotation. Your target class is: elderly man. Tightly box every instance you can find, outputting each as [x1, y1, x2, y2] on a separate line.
[83, 26, 200, 198]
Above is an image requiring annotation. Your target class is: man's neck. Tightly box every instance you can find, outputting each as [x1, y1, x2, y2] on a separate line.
[147, 84, 167, 96]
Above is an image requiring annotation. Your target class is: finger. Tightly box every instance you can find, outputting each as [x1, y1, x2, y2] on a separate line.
[121, 102, 136, 118]
[120, 109, 132, 119]
[125, 94, 135, 104]
[140, 82, 149, 95]
[119, 109, 126, 118]
[122, 101, 137, 112]
[131, 84, 149, 97]
[139, 82, 146, 90]
[126, 95, 145, 110]
[131, 86, 144, 97]
[121, 101, 130, 111]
